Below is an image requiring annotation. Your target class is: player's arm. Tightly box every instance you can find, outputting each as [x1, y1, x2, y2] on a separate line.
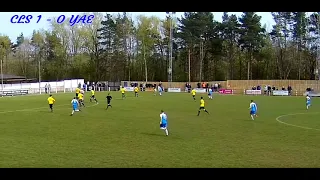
[160, 114, 162, 124]
[248, 104, 252, 109]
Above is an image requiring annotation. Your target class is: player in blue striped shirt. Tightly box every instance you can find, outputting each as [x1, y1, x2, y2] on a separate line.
[306, 95, 311, 110]
[70, 97, 80, 116]
[249, 100, 258, 120]
[159, 110, 169, 136]
[208, 88, 213, 99]
[158, 86, 163, 96]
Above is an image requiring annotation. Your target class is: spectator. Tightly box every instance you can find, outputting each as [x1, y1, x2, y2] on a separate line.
[48, 84, 51, 94]
[264, 85, 267, 95]
[214, 83, 218, 92]
[288, 85, 292, 95]
[281, 86, 285, 91]
[45, 83, 48, 94]
[257, 85, 261, 90]
[267, 85, 271, 96]
[143, 83, 146, 91]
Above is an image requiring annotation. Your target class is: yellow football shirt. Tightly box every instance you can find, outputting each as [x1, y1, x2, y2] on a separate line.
[200, 99, 205, 107]
[192, 89, 196, 95]
[47, 97, 55, 104]
[78, 93, 83, 100]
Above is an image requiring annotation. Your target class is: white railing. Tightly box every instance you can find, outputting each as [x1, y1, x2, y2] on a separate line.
[0, 79, 84, 94]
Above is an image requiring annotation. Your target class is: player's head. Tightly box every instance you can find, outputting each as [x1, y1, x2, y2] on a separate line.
[49, 94, 52, 97]
[251, 100, 253, 102]
[73, 97, 76, 99]
[200, 97, 203, 99]
[108, 93, 110, 95]
[161, 110, 164, 113]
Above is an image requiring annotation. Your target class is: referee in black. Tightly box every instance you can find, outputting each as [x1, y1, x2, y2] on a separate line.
[106, 93, 112, 110]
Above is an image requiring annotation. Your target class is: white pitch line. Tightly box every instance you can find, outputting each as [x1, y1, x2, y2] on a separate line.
[0, 103, 99, 114]
[275, 112, 320, 131]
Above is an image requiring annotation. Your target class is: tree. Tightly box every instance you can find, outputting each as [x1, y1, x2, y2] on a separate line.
[220, 12, 240, 79]
[0, 35, 12, 74]
[239, 12, 266, 80]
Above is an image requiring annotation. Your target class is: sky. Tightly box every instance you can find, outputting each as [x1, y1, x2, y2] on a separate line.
[0, 12, 275, 42]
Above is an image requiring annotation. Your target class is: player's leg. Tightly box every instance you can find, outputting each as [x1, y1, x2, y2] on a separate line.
[93, 95, 98, 103]
[160, 124, 168, 136]
[163, 126, 169, 136]
[106, 101, 112, 109]
[197, 107, 202, 116]
[250, 111, 255, 120]
[204, 108, 209, 114]
[90, 95, 93, 102]
[80, 100, 85, 107]
[49, 104, 53, 112]
[193, 95, 196, 101]
[71, 107, 75, 116]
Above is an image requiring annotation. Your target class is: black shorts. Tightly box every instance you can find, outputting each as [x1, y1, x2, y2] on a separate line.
[76, 93, 79, 97]
[91, 95, 95, 98]
[192, 95, 195, 97]
[199, 107, 205, 110]
[49, 104, 53, 108]
[107, 101, 111, 105]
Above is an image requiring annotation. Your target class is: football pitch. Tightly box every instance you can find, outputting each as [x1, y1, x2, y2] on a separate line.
[1, 92, 320, 168]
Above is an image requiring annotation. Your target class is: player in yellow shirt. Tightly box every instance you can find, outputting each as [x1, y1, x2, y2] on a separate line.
[191, 89, 196, 101]
[47, 94, 55, 112]
[75, 87, 80, 99]
[120, 87, 126, 99]
[197, 97, 209, 116]
[90, 89, 98, 104]
[78, 93, 85, 107]
[134, 87, 139, 97]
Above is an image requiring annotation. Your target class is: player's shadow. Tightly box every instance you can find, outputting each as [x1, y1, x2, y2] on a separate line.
[141, 132, 165, 137]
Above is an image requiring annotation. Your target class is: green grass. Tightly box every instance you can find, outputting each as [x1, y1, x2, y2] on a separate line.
[1, 92, 320, 168]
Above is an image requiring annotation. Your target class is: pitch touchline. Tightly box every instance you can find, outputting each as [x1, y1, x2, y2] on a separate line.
[0, 95, 130, 114]
[275, 112, 320, 131]
[0, 103, 99, 114]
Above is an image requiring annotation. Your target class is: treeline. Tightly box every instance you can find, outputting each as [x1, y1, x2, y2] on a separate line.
[0, 12, 320, 82]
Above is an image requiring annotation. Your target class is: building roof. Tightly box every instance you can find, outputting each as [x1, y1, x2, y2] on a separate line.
[0, 74, 27, 80]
